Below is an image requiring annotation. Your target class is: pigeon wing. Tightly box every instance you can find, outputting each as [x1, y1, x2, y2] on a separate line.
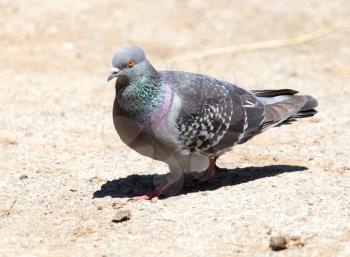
[161, 71, 265, 156]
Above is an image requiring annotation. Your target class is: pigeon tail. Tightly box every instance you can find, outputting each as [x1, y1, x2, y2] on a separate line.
[254, 89, 318, 131]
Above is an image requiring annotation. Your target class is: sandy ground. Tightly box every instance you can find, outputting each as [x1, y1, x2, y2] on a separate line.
[1, 0, 350, 256]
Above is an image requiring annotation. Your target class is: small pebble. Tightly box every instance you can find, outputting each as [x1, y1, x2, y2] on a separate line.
[19, 175, 28, 180]
[111, 202, 125, 209]
[112, 210, 131, 223]
[270, 235, 287, 251]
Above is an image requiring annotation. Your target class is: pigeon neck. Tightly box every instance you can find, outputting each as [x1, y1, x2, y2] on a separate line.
[117, 69, 170, 124]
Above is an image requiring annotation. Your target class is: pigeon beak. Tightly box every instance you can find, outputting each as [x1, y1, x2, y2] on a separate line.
[107, 67, 120, 81]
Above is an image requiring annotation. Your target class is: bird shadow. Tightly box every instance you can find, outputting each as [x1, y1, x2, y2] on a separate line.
[93, 164, 307, 199]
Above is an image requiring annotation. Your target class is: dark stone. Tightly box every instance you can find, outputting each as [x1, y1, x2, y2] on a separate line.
[270, 236, 287, 251]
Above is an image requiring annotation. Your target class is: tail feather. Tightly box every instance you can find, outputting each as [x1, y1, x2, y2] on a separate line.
[254, 89, 318, 131]
[300, 95, 318, 111]
[293, 109, 317, 118]
[252, 89, 298, 97]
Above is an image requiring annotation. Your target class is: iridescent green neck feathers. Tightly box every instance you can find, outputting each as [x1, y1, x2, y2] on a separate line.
[117, 73, 167, 122]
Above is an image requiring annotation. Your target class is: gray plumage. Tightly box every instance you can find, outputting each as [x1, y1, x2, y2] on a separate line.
[107, 46, 318, 199]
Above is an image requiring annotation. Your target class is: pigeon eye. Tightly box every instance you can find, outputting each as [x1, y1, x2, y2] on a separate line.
[127, 60, 135, 68]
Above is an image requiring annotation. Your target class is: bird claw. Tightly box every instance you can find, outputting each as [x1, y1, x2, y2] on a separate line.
[129, 195, 159, 202]
[197, 159, 228, 183]
[131, 195, 151, 200]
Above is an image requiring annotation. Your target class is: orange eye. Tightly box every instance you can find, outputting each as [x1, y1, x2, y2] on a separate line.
[127, 60, 135, 68]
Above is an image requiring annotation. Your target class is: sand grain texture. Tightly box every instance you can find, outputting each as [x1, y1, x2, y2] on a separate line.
[1, 1, 350, 256]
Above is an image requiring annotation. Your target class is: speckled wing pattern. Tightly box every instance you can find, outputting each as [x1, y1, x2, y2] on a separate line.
[161, 71, 266, 156]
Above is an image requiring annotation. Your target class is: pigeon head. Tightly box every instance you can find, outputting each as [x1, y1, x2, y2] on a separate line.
[107, 46, 152, 81]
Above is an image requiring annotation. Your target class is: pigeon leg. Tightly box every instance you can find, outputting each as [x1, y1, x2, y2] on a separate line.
[132, 180, 172, 201]
[213, 156, 228, 173]
[198, 158, 216, 183]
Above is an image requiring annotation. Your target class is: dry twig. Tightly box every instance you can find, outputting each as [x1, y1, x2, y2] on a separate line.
[170, 25, 338, 64]
[0, 198, 17, 219]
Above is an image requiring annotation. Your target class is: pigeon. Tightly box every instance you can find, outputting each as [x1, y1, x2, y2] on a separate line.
[107, 45, 318, 200]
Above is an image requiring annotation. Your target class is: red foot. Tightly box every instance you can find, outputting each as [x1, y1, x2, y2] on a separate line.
[199, 157, 228, 182]
[131, 180, 172, 201]
[199, 158, 216, 183]
[132, 194, 159, 201]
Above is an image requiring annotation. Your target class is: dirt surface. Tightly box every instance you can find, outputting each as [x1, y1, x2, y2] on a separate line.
[1, 1, 350, 256]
